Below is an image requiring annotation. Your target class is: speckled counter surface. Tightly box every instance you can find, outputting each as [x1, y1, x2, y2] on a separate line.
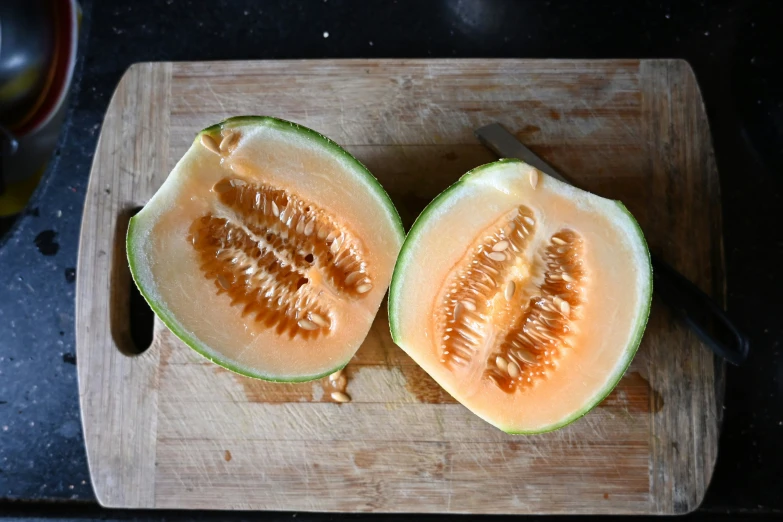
[0, 0, 781, 518]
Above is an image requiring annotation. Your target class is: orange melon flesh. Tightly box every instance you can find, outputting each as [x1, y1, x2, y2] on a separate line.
[388, 159, 651, 433]
[128, 117, 404, 381]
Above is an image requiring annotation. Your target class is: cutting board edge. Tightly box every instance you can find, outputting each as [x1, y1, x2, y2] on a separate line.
[76, 58, 722, 514]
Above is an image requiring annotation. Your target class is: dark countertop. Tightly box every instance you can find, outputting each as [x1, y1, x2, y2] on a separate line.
[1, 0, 781, 519]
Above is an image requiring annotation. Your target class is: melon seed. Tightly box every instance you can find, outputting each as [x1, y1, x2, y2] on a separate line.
[331, 375, 347, 390]
[329, 369, 343, 382]
[356, 283, 372, 294]
[345, 271, 364, 285]
[492, 240, 509, 252]
[309, 312, 330, 328]
[552, 237, 566, 245]
[516, 348, 538, 365]
[507, 361, 520, 378]
[217, 274, 230, 290]
[200, 134, 220, 155]
[529, 170, 539, 189]
[495, 356, 509, 373]
[487, 251, 506, 262]
[317, 226, 328, 240]
[504, 281, 516, 301]
[298, 319, 319, 330]
[330, 235, 344, 254]
[331, 391, 350, 403]
[219, 132, 239, 153]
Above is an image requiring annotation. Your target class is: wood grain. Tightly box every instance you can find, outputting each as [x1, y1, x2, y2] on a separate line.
[76, 59, 723, 514]
[76, 62, 172, 507]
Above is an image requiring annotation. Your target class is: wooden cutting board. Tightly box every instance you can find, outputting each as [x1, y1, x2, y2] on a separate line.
[76, 59, 723, 514]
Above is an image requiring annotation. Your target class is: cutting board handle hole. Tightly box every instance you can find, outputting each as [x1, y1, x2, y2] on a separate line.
[111, 206, 154, 356]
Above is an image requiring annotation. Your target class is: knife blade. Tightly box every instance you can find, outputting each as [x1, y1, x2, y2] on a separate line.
[474, 122, 749, 365]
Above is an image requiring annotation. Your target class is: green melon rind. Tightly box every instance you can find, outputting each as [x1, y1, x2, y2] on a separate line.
[388, 158, 652, 434]
[127, 116, 402, 383]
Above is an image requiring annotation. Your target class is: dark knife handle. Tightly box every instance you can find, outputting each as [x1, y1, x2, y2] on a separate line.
[651, 253, 749, 365]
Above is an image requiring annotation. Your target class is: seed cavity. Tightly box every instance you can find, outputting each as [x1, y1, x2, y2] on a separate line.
[485, 229, 586, 392]
[437, 206, 538, 369]
[212, 179, 233, 193]
[436, 204, 587, 393]
[189, 176, 372, 338]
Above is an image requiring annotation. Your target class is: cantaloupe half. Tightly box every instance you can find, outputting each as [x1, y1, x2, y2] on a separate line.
[128, 116, 404, 382]
[389, 159, 651, 433]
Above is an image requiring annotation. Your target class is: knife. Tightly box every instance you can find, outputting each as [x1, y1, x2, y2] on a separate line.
[475, 123, 749, 365]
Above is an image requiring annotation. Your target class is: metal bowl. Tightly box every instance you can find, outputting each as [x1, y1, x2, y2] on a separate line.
[0, 0, 55, 127]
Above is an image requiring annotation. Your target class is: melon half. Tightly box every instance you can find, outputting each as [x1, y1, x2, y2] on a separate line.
[128, 116, 404, 382]
[389, 159, 652, 433]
